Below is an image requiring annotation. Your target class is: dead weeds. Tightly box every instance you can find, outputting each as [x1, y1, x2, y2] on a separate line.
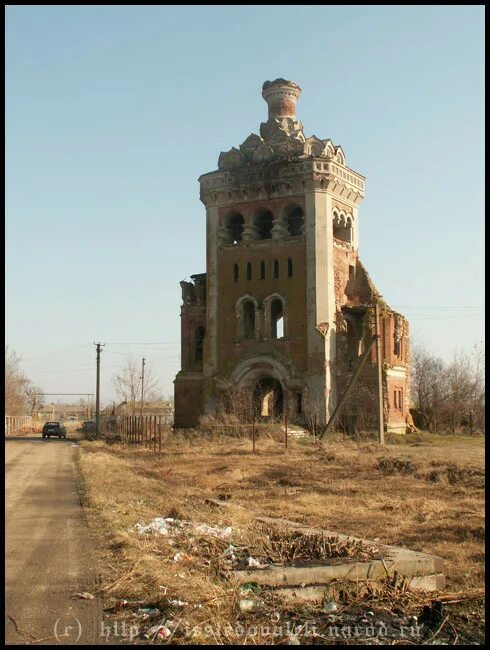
[78, 430, 484, 644]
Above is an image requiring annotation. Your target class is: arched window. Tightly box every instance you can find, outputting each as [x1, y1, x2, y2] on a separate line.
[195, 327, 205, 363]
[243, 301, 255, 339]
[263, 294, 287, 341]
[287, 258, 293, 277]
[226, 212, 244, 244]
[246, 262, 252, 281]
[285, 205, 304, 236]
[394, 331, 401, 357]
[236, 295, 259, 341]
[333, 212, 353, 244]
[254, 209, 273, 239]
[260, 260, 266, 280]
[273, 259, 279, 278]
[270, 299, 284, 339]
[233, 264, 239, 282]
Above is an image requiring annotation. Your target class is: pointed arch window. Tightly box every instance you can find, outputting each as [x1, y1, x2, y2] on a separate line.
[273, 259, 279, 279]
[243, 301, 255, 339]
[270, 299, 284, 339]
[263, 294, 288, 341]
[235, 295, 259, 341]
[195, 327, 205, 363]
[260, 260, 266, 280]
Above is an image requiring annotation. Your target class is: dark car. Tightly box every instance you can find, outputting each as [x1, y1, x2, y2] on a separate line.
[42, 421, 67, 439]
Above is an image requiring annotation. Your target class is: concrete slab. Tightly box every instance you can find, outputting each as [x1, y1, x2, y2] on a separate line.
[206, 497, 445, 594]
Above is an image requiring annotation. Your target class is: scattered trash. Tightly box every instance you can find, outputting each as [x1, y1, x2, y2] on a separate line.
[134, 517, 170, 536]
[239, 583, 260, 595]
[194, 524, 232, 539]
[239, 599, 257, 613]
[72, 592, 94, 600]
[323, 601, 338, 612]
[137, 607, 161, 617]
[247, 556, 262, 568]
[168, 599, 188, 608]
[288, 634, 301, 645]
[173, 552, 183, 562]
[133, 517, 233, 541]
[145, 624, 172, 640]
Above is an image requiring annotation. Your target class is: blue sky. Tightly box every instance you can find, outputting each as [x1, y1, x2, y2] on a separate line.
[6, 5, 484, 405]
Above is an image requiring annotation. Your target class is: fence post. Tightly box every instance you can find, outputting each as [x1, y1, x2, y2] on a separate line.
[284, 395, 288, 449]
[158, 415, 162, 454]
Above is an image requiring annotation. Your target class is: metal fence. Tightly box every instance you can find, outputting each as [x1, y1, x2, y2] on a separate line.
[5, 415, 33, 436]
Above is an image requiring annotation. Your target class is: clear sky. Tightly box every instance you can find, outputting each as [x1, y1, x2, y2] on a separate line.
[6, 5, 484, 406]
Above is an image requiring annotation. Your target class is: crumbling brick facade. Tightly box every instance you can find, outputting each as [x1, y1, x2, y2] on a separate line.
[174, 79, 410, 433]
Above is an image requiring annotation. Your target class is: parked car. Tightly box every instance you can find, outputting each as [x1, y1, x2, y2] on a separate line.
[80, 420, 96, 433]
[42, 421, 67, 439]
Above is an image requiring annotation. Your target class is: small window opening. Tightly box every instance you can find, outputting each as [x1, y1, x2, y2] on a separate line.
[243, 301, 255, 340]
[233, 264, 239, 282]
[349, 264, 355, 280]
[270, 299, 284, 339]
[287, 258, 293, 277]
[273, 259, 279, 279]
[394, 390, 398, 409]
[260, 260, 265, 280]
[195, 327, 205, 363]
[246, 262, 252, 281]
[394, 332, 400, 357]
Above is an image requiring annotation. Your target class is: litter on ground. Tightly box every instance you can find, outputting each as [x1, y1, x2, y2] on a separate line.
[132, 516, 233, 540]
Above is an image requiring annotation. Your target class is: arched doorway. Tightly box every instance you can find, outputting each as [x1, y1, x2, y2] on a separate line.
[253, 377, 283, 420]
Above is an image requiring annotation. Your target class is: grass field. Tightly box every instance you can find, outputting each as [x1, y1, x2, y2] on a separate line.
[78, 429, 485, 644]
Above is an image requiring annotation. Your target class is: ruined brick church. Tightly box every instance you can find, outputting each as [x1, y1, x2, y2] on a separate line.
[174, 79, 410, 433]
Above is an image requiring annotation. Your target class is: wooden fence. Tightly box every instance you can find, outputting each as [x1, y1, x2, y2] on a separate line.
[5, 415, 33, 436]
[115, 414, 169, 453]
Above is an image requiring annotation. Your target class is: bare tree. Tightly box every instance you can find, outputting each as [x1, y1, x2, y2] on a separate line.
[5, 347, 29, 415]
[411, 340, 485, 433]
[112, 355, 161, 415]
[23, 381, 45, 417]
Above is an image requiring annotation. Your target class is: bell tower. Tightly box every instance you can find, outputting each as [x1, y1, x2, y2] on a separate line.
[175, 78, 409, 434]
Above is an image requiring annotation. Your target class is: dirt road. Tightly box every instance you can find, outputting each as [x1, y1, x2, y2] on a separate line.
[5, 436, 109, 645]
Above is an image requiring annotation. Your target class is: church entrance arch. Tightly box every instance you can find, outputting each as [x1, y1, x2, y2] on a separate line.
[253, 377, 283, 420]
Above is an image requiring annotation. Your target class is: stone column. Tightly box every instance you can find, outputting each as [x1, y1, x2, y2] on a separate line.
[304, 184, 337, 424]
[203, 204, 219, 412]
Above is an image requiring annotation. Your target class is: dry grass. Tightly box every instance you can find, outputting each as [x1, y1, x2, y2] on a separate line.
[78, 429, 484, 644]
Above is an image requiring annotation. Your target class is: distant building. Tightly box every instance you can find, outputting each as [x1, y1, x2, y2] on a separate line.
[114, 401, 174, 418]
[174, 79, 409, 433]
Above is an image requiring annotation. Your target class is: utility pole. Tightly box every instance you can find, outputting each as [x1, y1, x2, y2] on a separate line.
[94, 343, 105, 436]
[374, 301, 385, 445]
[140, 357, 146, 418]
